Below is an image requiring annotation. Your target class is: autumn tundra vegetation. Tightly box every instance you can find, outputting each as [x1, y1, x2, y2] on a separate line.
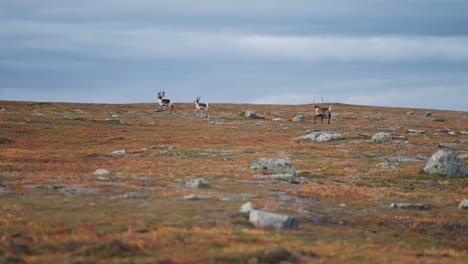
[0, 100, 467, 263]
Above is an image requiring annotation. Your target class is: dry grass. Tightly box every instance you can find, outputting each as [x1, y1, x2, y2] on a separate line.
[0, 100, 467, 263]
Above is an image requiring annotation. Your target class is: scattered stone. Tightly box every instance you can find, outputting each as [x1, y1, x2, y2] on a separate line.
[424, 112, 432, 117]
[406, 111, 414, 116]
[294, 131, 343, 142]
[292, 115, 305, 122]
[110, 149, 126, 157]
[272, 118, 284, 122]
[424, 150, 468, 177]
[93, 169, 111, 176]
[97, 176, 113, 182]
[0, 106, 7, 111]
[438, 143, 458, 148]
[33, 113, 45, 117]
[249, 209, 298, 229]
[209, 120, 224, 125]
[391, 135, 407, 141]
[432, 117, 446, 122]
[183, 194, 207, 200]
[458, 199, 468, 209]
[390, 203, 428, 210]
[239, 202, 255, 213]
[377, 163, 399, 169]
[407, 129, 426, 134]
[460, 131, 468, 135]
[438, 126, 453, 133]
[186, 178, 210, 189]
[250, 157, 297, 181]
[372, 132, 390, 143]
[239, 109, 265, 119]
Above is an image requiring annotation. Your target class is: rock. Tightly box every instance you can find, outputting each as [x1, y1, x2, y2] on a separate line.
[93, 169, 111, 176]
[377, 163, 399, 169]
[424, 112, 432, 117]
[432, 117, 446, 122]
[292, 115, 305, 122]
[97, 176, 113, 182]
[460, 131, 468, 135]
[250, 157, 297, 181]
[239, 202, 255, 213]
[110, 149, 126, 157]
[294, 131, 343, 142]
[183, 194, 207, 200]
[372, 132, 390, 143]
[272, 118, 283, 122]
[186, 178, 210, 189]
[249, 209, 298, 229]
[407, 129, 426, 134]
[390, 203, 428, 210]
[424, 150, 468, 177]
[209, 121, 224, 125]
[240, 109, 265, 119]
[406, 111, 414, 116]
[458, 199, 468, 209]
[437, 126, 453, 133]
[391, 135, 407, 141]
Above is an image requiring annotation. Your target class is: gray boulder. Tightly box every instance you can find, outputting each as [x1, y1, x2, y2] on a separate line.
[372, 132, 390, 143]
[239, 202, 255, 213]
[424, 150, 468, 177]
[240, 109, 265, 119]
[249, 209, 298, 229]
[292, 115, 305, 122]
[458, 199, 468, 209]
[110, 149, 126, 157]
[186, 178, 210, 189]
[250, 157, 297, 180]
[294, 131, 343, 142]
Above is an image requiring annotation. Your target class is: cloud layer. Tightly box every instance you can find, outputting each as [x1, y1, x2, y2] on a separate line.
[1, 1, 467, 110]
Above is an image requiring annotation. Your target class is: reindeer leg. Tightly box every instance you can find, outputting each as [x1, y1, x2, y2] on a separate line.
[328, 114, 331, 124]
[314, 116, 317, 124]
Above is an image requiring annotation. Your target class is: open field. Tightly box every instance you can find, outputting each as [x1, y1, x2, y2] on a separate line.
[0, 100, 467, 263]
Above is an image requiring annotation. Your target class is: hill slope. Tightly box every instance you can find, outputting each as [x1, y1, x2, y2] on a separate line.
[1, 101, 467, 263]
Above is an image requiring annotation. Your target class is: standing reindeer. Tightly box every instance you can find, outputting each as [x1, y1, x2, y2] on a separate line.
[193, 96, 209, 118]
[313, 97, 332, 124]
[157, 91, 174, 114]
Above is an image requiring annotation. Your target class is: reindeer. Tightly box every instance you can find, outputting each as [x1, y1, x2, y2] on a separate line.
[157, 91, 174, 114]
[193, 96, 209, 118]
[313, 97, 332, 124]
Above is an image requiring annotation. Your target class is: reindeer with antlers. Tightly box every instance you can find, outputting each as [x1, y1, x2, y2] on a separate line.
[313, 97, 332, 124]
[157, 91, 174, 114]
[193, 96, 209, 118]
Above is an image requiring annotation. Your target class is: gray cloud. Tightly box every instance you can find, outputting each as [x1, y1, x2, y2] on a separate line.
[1, 1, 467, 111]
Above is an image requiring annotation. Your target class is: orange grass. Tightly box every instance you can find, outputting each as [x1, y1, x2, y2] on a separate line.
[0, 100, 467, 263]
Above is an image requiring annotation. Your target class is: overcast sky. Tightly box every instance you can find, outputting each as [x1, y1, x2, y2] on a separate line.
[1, 1, 467, 111]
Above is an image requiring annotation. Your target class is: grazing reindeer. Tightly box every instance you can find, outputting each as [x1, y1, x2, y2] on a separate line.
[313, 97, 332, 124]
[157, 91, 174, 114]
[193, 96, 209, 118]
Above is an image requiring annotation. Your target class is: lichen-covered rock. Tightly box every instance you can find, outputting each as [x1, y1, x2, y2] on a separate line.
[239, 202, 255, 213]
[458, 199, 468, 209]
[240, 109, 265, 119]
[294, 131, 343, 142]
[424, 150, 468, 177]
[372, 132, 390, 143]
[292, 115, 305, 122]
[249, 209, 298, 229]
[186, 178, 210, 189]
[250, 157, 297, 180]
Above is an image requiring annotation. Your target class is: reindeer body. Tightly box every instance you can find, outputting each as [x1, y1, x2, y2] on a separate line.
[193, 97, 209, 118]
[313, 97, 332, 124]
[157, 91, 173, 114]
